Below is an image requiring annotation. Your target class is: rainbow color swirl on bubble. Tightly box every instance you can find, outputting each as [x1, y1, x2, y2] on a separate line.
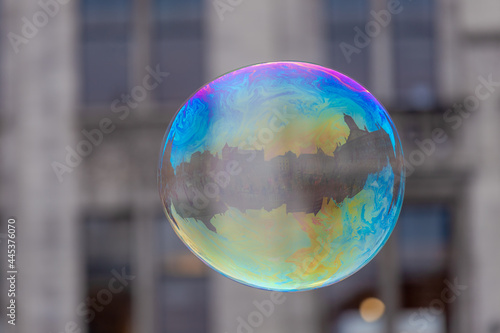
[158, 61, 405, 291]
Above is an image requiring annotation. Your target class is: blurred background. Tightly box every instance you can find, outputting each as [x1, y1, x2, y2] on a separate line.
[1, 0, 499, 332]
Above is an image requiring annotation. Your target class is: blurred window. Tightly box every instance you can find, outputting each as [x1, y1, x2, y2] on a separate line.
[325, 0, 437, 110]
[85, 213, 133, 333]
[325, 0, 370, 88]
[394, 0, 436, 110]
[152, 0, 204, 103]
[81, 0, 132, 105]
[397, 204, 452, 328]
[80, 0, 204, 105]
[398, 204, 450, 278]
[86, 212, 132, 280]
[159, 277, 208, 333]
[157, 216, 208, 333]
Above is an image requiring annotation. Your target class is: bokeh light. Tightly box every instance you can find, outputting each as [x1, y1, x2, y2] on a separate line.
[359, 297, 386, 322]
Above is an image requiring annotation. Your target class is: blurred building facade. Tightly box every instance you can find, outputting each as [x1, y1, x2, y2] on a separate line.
[1, 0, 499, 333]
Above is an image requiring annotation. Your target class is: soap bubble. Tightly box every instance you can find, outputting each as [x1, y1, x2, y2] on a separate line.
[158, 62, 405, 291]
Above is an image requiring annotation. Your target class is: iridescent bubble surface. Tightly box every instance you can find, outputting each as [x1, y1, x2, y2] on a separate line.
[158, 61, 405, 291]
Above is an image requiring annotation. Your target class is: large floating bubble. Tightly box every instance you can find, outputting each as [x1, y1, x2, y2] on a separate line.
[158, 62, 405, 291]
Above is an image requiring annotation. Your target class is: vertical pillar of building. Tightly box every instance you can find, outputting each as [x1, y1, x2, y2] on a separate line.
[369, 0, 396, 107]
[469, 93, 500, 333]
[0, 0, 82, 332]
[436, 0, 462, 106]
[206, 0, 324, 332]
[458, 0, 500, 331]
[131, 190, 158, 333]
[451, 189, 472, 333]
[376, 234, 401, 333]
[129, 0, 157, 332]
[130, 0, 152, 98]
[368, 0, 400, 332]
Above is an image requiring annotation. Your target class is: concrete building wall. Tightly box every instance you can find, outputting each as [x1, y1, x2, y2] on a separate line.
[205, 0, 326, 78]
[458, 0, 500, 331]
[0, 0, 499, 332]
[0, 0, 83, 332]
